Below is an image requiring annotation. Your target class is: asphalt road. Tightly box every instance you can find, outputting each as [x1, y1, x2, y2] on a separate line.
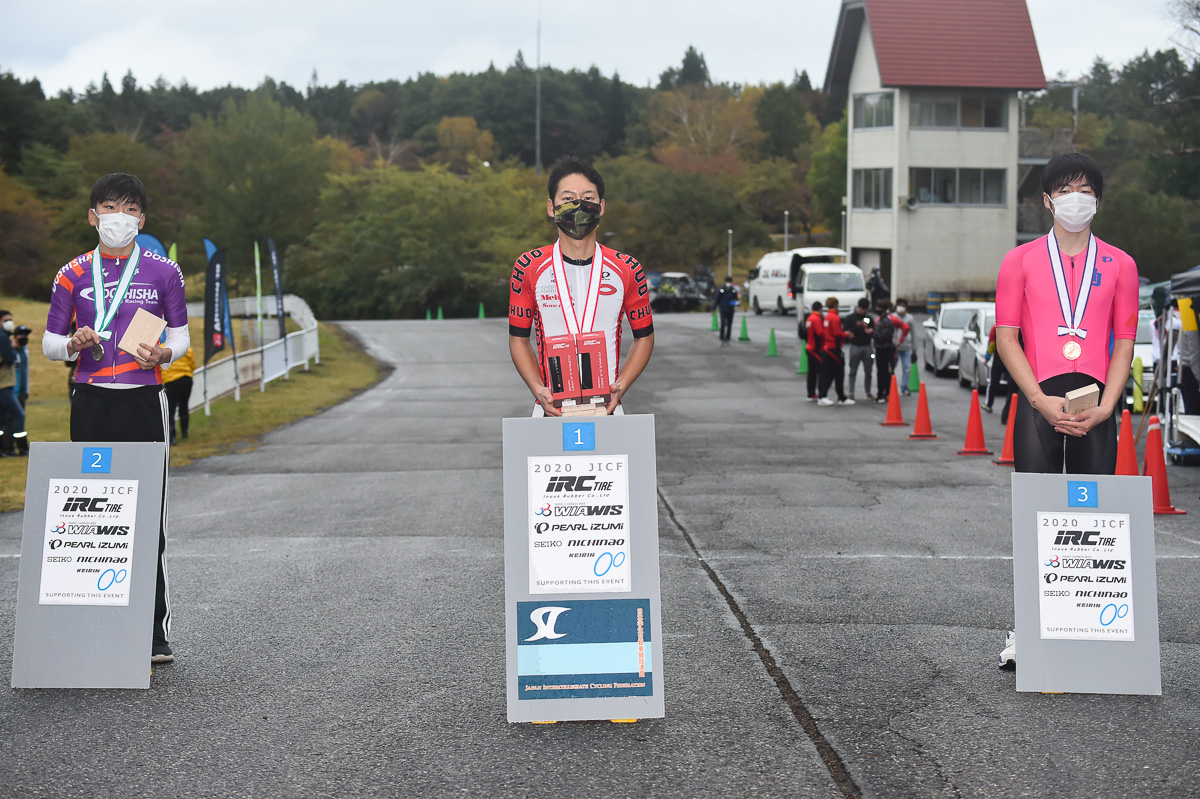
[1, 312, 1197, 798]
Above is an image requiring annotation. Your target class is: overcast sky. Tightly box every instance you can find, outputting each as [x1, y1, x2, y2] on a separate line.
[2, 1, 1192, 97]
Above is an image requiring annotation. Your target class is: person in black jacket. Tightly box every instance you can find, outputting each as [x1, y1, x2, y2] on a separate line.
[845, 298, 875, 400]
[713, 275, 740, 343]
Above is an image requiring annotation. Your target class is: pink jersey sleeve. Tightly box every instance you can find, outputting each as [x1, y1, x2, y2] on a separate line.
[1111, 252, 1140, 340]
[994, 249, 1024, 328]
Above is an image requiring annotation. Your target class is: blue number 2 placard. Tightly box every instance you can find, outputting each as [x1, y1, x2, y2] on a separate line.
[82, 447, 113, 474]
[1067, 480, 1098, 508]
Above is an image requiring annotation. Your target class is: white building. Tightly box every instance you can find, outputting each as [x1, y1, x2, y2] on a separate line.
[824, 0, 1047, 303]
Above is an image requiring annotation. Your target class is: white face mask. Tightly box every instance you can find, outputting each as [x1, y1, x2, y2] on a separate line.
[895, 306, 906, 314]
[95, 211, 141, 249]
[1049, 192, 1097, 234]
[1, 320, 13, 333]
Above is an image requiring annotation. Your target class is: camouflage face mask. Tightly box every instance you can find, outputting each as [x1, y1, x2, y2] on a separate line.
[553, 198, 602, 240]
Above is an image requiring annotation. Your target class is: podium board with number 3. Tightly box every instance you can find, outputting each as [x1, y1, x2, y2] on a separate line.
[1011, 473, 1161, 695]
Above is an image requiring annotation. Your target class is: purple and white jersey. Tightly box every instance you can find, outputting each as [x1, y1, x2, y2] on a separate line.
[47, 247, 188, 386]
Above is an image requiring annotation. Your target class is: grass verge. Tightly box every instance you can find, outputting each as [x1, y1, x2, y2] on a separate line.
[0, 301, 382, 514]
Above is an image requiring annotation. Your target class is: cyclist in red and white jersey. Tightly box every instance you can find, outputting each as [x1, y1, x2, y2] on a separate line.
[508, 157, 654, 416]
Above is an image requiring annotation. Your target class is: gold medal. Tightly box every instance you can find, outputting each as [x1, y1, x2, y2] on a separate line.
[1063, 340, 1082, 361]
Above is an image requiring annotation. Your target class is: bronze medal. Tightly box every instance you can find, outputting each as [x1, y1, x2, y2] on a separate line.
[1062, 340, 1082, 361]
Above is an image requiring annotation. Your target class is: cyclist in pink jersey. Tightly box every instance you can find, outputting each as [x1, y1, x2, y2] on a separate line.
[508, 157, 654, 416]
[993, 153, 1138, 669]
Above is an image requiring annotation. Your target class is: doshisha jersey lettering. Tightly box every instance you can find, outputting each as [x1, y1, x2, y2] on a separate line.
[995, 234, 1138, 383]
[509, 244, 653, 387]
[47, 247, 188, 386]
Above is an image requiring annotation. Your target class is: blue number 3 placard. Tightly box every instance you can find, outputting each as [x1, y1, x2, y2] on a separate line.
[1067, 480, 1098, 508]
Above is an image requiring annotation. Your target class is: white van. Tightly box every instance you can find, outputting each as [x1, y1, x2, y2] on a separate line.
[747, 247, 856, 315]
[798, 263, 868, 318]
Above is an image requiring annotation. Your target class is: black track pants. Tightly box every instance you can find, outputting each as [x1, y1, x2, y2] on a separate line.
[70, 383, 172, 642]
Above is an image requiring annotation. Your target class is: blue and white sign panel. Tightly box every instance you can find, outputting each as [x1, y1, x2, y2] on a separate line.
[516, 599, 653, 700]
[504, 414, 664, 722]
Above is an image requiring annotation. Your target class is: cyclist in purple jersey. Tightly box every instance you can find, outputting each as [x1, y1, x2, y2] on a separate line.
[42, 173, 189, 664]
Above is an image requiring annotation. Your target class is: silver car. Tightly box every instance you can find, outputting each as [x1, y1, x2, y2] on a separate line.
[956, 308, 999, 391]
[922, 302, 994, 377]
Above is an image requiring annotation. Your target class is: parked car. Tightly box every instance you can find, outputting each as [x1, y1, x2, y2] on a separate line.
[923, 301, 993, 377]
[956, 308, 999, 391]
[748, 247, 857, 316]
[649, 272, 703, 312]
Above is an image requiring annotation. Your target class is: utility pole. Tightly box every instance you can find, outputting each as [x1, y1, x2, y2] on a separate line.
[727, 229, 733, 279]
[535, 1, 542, 177]
[783, 210, 789, 251]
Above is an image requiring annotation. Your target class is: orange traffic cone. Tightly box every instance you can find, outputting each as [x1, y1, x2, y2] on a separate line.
[909, 383, 937, 439]
[1115, 409, 1138, 476]
[993, 393, 1018, 466]
[1143, 415, 1186, 514]
[958, 389, 993, 456]
[880, 375, 908, 427]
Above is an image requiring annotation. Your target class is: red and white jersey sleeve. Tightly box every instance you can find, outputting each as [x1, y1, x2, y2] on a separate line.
[508, 243, 653, 386]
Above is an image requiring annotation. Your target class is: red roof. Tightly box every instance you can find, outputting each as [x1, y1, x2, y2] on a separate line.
[867, 0, 1045, 89]
[825, 0, 1046, 93]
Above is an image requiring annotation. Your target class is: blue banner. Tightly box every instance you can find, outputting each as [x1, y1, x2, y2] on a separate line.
[135, 233, 166, 257]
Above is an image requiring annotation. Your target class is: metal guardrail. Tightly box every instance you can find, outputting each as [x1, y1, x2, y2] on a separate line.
[182, 294, 321, 414]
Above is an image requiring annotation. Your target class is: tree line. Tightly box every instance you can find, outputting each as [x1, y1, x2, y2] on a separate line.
[0, 43, 1196, 319]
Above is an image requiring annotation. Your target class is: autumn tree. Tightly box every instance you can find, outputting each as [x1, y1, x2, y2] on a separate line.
[434, 116, 497, 173]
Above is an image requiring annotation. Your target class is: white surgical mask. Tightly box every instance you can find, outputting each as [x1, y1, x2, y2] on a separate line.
[1049, 192, 1097, 234]
[896, 306, 906, 314]
[95, 211, 141, 249]
[1, 320, 13, 333]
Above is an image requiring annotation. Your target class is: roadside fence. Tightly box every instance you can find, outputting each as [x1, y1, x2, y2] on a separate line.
[183, 294, 321, 414]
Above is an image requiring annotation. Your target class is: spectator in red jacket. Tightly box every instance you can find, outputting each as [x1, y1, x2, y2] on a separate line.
[803, 301, 825, 401]
[818, 298, 854, 405]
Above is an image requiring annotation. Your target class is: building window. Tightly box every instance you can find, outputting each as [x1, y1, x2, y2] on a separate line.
[910, 168, 1006, 205]
[910, 92, 1007, 129]
[853, 168, 893, 210]
[853, 92, 894, 128]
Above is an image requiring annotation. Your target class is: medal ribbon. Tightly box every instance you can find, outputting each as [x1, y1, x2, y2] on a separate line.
[90, 245, 141, 342]
[551, 241, 603, 335]
[1045, 230, 1096, 340]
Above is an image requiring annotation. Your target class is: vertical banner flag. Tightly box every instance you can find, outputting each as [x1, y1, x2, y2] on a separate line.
[203, 248, 228, 364]
[134, 233, 166, 258]
[202, 238, 217, 263]
[253, 241, 264, 347]
[268, 238, 286, 342]
[167, 242, 177, 263]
